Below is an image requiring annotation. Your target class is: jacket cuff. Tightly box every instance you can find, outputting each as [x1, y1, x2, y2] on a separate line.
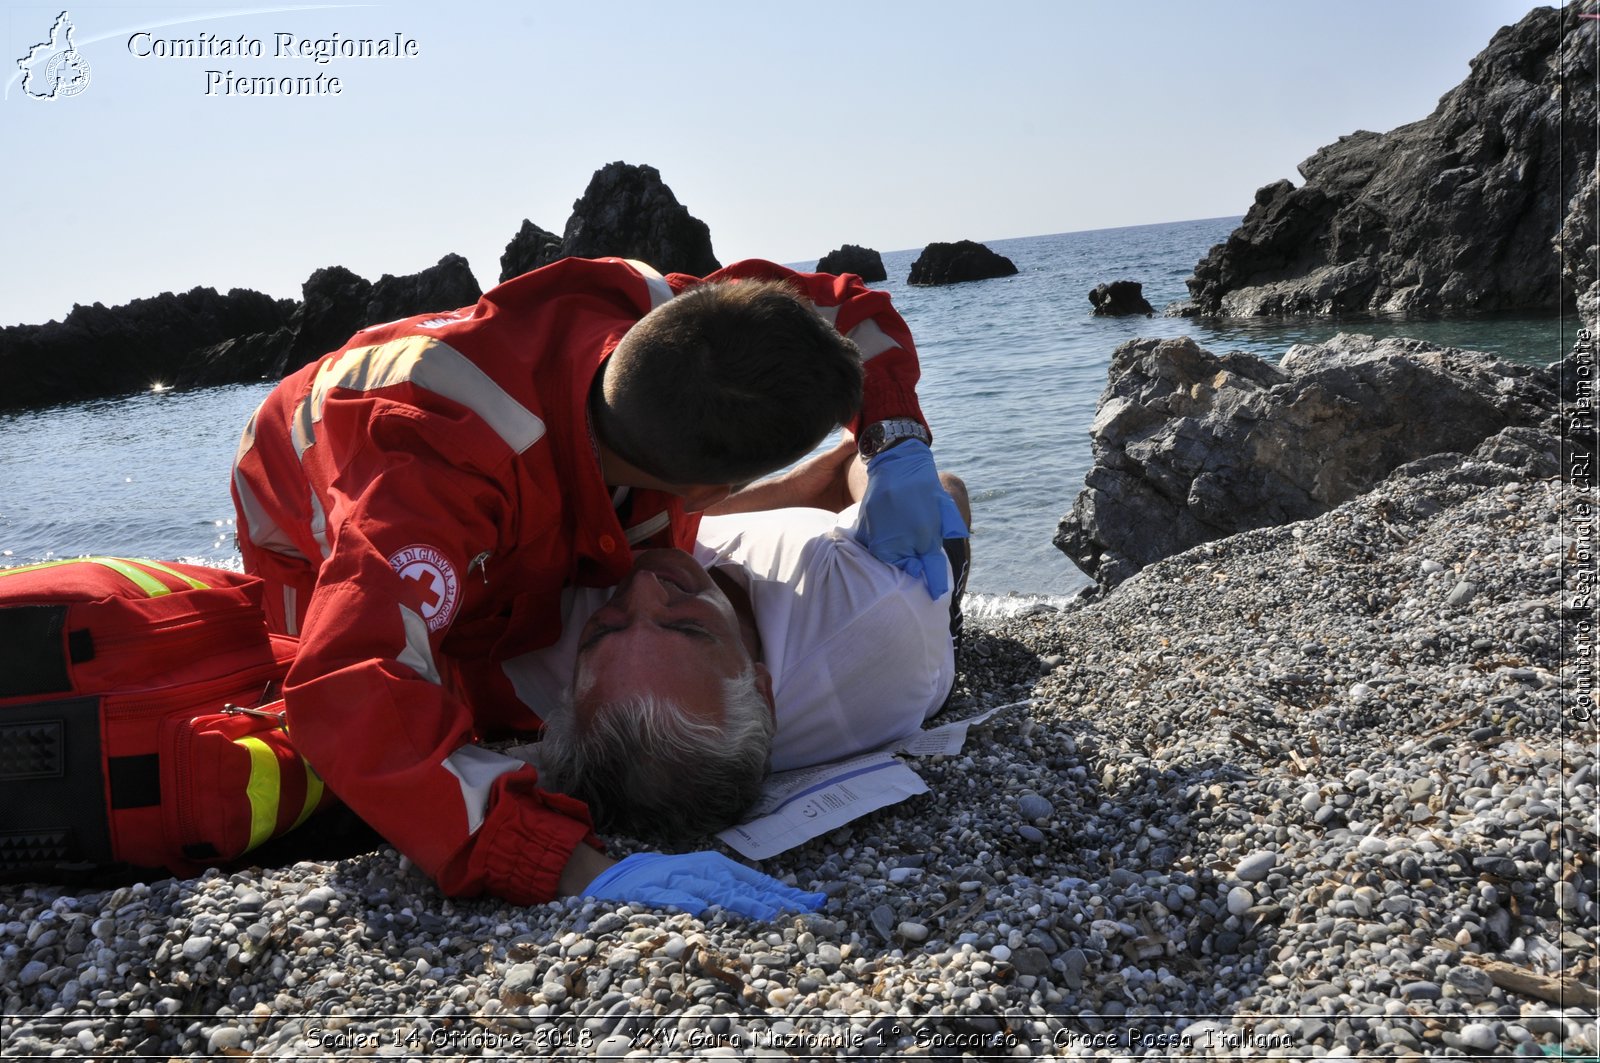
[469, 781, 598, 905]
[859, 382, 929, 438]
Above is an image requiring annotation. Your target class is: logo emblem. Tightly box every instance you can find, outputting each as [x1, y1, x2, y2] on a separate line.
[17, 11, 91, 101]
[389, 544, 460, 632]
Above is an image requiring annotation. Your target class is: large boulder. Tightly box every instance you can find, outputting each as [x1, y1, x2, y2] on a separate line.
[498, 219, 564, 283]
[0, 287, 292, 411]
[1054, 333, 1560, 589]
[1088, 280, 1154, 317]
[1559, 165, 1598, 326]
[907, 240, 1018, 286]
[1177, 6, 1595, 316]
[557, 161, 720, 276]
[816, 244, 887, 282]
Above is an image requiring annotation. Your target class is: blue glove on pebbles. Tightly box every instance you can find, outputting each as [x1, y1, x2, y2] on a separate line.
[855, 439, 969, 599]
[587, 852, 825, 920]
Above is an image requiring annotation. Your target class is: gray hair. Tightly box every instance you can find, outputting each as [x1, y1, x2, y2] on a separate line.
[539, 668, 775, 840]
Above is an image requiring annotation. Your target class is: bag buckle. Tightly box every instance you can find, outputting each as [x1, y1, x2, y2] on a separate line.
[220, 703, 287, 730]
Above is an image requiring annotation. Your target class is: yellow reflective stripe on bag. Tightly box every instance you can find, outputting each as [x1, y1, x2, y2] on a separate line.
[291, 759, 325, 832]
[234, 736, 280, 853]
[0, 556, 211, 596]
[129, 559, 211, 591]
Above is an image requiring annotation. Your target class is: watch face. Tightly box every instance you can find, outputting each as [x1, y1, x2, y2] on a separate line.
[861, 422, 891, 456]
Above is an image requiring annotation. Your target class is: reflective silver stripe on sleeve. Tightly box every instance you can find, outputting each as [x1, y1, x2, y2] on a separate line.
[845, 318, 900, 360]
[442, 746, 524, 835]
[293, 336, 547, 457]
[283, 587, 298, 637]
[234, 400, 309, 559]
[234, 401, 262, 465]
[624, 511, 670, 545]
[307, 489, 330, 560]
[622, 259, 675, 309]
[233, 473, 307, 560]
[396, 605, 441, 686]
[810, 303, 898, 359]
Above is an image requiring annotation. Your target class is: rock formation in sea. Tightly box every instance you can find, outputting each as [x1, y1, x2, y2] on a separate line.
[498, 220, 564, 283]
[816, 245, 887, 282]
[181, 255, 484, 389]
[556, 161, 721, 277]
[1088, 280, 1154, 317]
[1053, 333, 1562, 589]
[364, 254, 482, 329]
[0, 287, 292, 412]
[1172, 6, 1595, 316]
[907, 240, 1018, 286]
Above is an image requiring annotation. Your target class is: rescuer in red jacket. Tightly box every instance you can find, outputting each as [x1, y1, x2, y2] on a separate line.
[232, 256, 963, 912]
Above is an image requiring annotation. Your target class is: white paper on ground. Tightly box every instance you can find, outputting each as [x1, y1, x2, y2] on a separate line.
[717, 701, 1021, 860]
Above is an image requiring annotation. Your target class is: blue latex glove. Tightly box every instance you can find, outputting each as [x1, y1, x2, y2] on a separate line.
[587, 852, 826, 920]
[855, 439, 969, 599]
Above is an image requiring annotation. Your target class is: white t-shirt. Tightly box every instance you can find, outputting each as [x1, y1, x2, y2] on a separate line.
[500, 505, 955, 772]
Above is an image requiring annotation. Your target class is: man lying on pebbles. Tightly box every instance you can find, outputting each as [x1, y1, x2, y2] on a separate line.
[504, 434, 972, 861]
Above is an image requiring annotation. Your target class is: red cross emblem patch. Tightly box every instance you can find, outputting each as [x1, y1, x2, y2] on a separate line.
[388, 544, 460, 632]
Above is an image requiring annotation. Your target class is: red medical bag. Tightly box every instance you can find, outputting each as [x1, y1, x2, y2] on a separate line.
[0, 557, 333, 878]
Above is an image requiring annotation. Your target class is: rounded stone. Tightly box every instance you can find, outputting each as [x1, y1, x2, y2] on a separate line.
[1234, 851, 1276, 882]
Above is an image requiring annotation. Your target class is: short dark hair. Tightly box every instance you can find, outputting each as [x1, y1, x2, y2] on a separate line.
[593, 279, 864, 485]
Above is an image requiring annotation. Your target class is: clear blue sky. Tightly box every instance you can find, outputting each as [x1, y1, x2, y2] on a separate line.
[1, 0, 1550, 327]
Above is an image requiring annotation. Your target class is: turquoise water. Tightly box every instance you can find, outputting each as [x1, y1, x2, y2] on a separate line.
[0, 217, 1567, 603]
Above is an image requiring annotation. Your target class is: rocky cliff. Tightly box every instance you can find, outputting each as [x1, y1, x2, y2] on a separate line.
[0, 257, 484, 411]
[1054, 334, 1562, 589]
[1176, 7, 1595, 316]
[0, 288, 292, 411]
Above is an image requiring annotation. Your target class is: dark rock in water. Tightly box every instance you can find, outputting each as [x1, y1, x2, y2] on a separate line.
[1180, 6, 1595, 316]
[179, 326, 295, 389]
[558, 161, 720, 276]
[1088, 280, 1154, 317]
[816, 244, 887, 282]
[286, 265, 373, 371]
[499, 219, 564, 283]
[907, 240, 1018, 286]
[0, 286, 292, 411]
[1054, 333, 1560, 589]
[269, 255, 483, 378]
[365, 253, 481, 326]
[1, 251, 484, 410]
[186, 256, 481, 389]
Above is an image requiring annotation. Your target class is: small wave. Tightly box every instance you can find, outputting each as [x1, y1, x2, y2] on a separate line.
[963, 591, 1077, 619]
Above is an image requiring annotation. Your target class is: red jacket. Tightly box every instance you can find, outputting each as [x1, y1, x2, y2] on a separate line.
[231, 257, 926, 903]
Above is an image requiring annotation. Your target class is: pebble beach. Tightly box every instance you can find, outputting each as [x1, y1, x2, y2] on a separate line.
[2, 443, 1596, 1059]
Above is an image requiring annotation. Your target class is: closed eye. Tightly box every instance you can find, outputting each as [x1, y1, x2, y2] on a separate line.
[578, 620, 713, 653]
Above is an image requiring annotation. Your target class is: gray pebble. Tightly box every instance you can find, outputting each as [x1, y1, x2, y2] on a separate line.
[1234, 850, 1276, 882]
[1017, 793, 1053, 821]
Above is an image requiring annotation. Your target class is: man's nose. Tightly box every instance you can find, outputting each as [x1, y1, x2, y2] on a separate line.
[617, 569, 671, 609]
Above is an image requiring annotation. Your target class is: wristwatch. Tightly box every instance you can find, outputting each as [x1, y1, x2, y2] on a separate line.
[858, 418, 931, 458]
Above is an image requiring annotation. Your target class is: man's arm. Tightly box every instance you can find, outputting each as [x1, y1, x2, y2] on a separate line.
[281, 413, 601, 905]
[704, 434, 866, 516]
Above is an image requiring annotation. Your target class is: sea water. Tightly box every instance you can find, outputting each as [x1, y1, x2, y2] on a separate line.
[0, 217, 1567, 607]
